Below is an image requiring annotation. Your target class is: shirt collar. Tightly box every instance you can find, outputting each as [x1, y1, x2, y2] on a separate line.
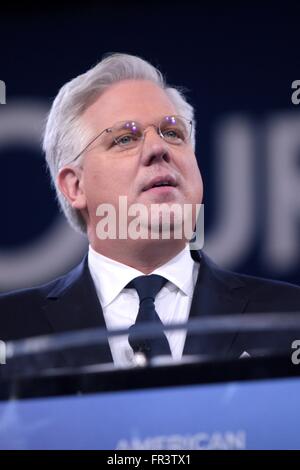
[88, 244, 196, 308]
[151, 244, 195, 297]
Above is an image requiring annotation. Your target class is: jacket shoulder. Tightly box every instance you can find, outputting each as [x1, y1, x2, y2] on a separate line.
[201, 252, 300, 302]
[0, 258, 86, 304]
[0, 259, 86, 340]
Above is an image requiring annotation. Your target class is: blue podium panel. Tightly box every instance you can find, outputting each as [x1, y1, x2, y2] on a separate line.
[0, 376, 299, 450]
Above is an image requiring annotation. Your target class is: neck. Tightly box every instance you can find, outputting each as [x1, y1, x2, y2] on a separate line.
[89, 236, 187, 274]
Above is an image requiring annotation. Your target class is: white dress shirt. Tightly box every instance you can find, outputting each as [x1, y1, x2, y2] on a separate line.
[88, 244, 200, 367]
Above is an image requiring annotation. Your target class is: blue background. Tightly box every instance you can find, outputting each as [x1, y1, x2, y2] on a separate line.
[1, 2, 300, 290]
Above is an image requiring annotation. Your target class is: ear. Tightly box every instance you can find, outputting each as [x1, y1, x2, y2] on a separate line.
[57, 166, 87, 210]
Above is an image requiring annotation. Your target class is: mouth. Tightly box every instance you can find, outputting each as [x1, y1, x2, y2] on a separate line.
[142, 175, 178, 192]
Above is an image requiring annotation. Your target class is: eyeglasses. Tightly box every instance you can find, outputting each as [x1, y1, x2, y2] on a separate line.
[72, 115, 192, 162]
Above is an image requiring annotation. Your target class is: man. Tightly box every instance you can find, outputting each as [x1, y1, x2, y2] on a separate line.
[0, 53, 299, 368]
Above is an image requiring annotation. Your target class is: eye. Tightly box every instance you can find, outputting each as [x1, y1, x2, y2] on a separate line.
[116, 134, 133, 146]
[162, 128, 185, 142]
[163, 129, 179, 138]
[114, 132, 140, 147]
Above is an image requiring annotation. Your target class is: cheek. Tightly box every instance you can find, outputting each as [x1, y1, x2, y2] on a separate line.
[191, 169, 203, 204]
[182, 155, 203, 202]
[82, 160, 134, 206]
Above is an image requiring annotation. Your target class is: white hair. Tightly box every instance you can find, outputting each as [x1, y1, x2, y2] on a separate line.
[43, 52, 196, 233]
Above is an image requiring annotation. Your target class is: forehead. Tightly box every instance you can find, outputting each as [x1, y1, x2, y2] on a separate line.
[81, 79, 178, 131]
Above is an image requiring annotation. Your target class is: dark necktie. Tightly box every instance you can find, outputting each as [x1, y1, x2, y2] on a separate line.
[126, 274, 172, 359]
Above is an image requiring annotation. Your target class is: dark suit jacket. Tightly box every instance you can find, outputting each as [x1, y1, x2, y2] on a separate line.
[1, 250, 300, 368]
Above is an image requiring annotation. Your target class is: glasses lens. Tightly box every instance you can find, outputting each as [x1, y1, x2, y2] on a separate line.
[160, 116, 191, 144]
[112, 121, 143, 149]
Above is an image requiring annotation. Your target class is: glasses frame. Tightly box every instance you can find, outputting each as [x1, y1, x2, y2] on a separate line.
[71, 115, 193, 163]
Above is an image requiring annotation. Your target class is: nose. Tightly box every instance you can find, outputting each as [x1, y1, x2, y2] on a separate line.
[140, 126, 171, 166]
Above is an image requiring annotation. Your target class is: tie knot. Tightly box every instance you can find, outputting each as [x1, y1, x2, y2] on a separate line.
[126, 274, 167, 302]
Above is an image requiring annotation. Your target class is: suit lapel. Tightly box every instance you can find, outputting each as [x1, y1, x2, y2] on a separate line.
[41, 250, 250, 365]
[183, 251, 249, 358]
[42, 257, 113, 365]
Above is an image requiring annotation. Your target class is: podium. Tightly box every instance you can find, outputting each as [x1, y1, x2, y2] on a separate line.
[0, 314, 300, 449]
